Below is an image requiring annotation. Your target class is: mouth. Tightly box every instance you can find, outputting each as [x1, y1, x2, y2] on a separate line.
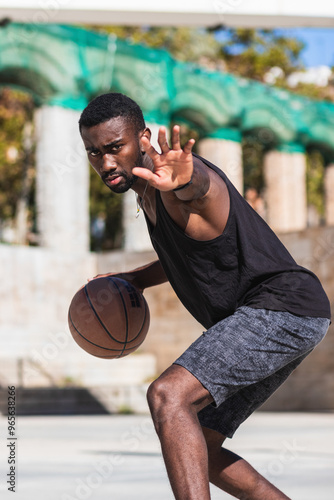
[103, 174, 124, 187]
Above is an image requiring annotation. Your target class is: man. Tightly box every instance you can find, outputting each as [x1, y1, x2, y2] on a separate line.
[79, 93, 330, 500]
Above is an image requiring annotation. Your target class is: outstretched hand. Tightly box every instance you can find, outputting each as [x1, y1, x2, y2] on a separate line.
[133, 125, 195, 192]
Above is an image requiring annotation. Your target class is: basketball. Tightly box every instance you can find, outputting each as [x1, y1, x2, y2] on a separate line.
[68, 276, 150, 359]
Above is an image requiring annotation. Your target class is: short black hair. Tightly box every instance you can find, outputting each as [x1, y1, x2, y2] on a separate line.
[79, 93, 146, 133]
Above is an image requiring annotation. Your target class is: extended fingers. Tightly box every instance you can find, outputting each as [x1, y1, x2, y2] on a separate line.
[171, 125, 195, 154]
[158, 126, 170, 153]
[183, 138, 195, 154]
[157, 125, 185, 153]
[140, 134, 160, 160]
[142, 125, 195, 159]
[171, 125, 181, 150]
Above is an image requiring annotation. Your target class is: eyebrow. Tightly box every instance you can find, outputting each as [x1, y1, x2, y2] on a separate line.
[85, 139, 122, 152]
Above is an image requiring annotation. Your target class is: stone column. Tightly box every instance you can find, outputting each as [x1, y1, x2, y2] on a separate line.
[123, 123, 167, 252]
[35, 105, 89, 253]
[264, 144, 307, 233]
[197, 129, 243, 194]
[325, 163, 334, 226]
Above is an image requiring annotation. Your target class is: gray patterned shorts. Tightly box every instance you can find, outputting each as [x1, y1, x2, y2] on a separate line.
[174, 306, 330, 438]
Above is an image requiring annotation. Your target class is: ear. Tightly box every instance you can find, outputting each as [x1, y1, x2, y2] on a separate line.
[140, 128, 151, 153]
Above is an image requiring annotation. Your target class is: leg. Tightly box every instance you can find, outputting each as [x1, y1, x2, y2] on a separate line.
[147, 364, 213, 500]
[147, 364, 290, 500]
[154, 309, 329, 499]
[203, 427, 291, 500]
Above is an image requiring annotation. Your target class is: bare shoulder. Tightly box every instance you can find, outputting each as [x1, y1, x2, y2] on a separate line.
[161, 157, 230, 240]
[170, 155, 227, 202]
[194, 156, 228, 200]
[192, 157, 230, 233]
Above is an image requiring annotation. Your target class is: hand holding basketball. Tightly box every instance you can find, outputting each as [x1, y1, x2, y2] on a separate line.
[88, 271, 143, 292]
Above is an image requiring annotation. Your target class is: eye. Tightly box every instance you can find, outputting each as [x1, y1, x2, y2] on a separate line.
[88, 150, 100, 158]
[110, 144, 122, 152]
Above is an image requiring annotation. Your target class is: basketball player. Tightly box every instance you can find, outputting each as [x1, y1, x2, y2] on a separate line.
[79, 93, 331, 500]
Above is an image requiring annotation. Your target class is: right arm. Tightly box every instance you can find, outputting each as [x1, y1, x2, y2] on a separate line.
[92, 260, 168, 292]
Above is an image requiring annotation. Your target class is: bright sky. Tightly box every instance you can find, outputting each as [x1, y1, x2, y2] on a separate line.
[282, 28, 334, 68]
[216, 27, 334, 69]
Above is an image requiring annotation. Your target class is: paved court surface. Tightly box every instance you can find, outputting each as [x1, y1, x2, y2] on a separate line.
[0, 412, 333, 499]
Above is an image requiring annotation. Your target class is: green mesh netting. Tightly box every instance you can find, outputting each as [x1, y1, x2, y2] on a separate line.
[0, 22, 334, 156]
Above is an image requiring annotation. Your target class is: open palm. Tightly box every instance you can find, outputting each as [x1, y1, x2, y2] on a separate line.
[133, 125, 195, 192]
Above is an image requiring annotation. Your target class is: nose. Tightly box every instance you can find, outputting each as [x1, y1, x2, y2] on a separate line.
[100, 153, 116, 174]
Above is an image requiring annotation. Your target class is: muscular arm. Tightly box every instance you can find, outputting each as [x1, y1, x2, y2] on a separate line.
[94, 260, 168, 292]
[172, 155, 210, 202]
[134, 124, 229, 241]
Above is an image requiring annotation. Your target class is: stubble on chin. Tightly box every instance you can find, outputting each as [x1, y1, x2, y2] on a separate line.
[105, 148, 144, 194]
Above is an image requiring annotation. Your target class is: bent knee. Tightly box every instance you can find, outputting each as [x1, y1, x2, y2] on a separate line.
[146, 378, 181, 432]
[147, 377, 176, 412]
[147, 364, 213, 417]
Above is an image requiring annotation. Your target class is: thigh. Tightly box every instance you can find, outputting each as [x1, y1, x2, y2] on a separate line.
[174, 307, 329, 436]
[198, 349, 310, 438]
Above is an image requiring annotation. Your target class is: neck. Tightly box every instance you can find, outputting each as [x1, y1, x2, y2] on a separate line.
[132, 154, 154, 197]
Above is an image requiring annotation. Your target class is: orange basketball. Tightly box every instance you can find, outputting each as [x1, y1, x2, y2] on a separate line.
[68, 276, 150, 359]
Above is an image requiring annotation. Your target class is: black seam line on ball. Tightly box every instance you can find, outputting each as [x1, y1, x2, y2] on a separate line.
[84, 282, 124, 344]
[128, 297, 148, 344]
[93, 338, 146, 358]
[107, 277, 129, 357]
[69, 310, 127, 351]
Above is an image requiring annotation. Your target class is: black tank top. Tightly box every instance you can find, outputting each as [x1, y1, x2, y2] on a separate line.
[144, 153, 331, 329]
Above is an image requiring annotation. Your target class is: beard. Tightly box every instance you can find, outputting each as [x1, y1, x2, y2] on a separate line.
[104, 172, 138, 194]
[102, 149, 143, 194]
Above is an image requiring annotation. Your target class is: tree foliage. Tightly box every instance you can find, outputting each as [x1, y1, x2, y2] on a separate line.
[242, 134, 266, 193]
[0, 89, 35, 240]
[306, 150, 325, 218]
[219, 28, 305, 80]
[93, 26, 223, 66]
